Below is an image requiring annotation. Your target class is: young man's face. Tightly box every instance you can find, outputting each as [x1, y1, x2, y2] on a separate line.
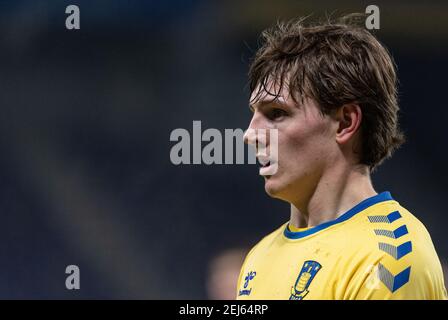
[244, 83, 339, 204]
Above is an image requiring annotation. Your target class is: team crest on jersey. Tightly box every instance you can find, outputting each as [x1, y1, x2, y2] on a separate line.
[290, 260, 322, 300]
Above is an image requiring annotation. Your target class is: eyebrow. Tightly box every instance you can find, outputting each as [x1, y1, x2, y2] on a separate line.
[249, 98, 288, 112]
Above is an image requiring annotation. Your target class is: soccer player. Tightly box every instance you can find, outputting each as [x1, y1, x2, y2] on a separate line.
[237, 16, 447, 300]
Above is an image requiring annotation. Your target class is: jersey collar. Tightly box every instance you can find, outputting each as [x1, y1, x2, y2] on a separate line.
[283, 191, 394, 240]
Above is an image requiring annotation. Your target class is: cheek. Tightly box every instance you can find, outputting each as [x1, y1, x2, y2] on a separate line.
[280, 120, 333, 161]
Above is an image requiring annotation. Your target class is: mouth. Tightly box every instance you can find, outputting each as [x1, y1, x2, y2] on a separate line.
[258, 156, 277, 176]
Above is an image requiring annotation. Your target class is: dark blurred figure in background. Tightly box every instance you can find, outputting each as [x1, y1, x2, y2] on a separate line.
[206, 248, 248, 300]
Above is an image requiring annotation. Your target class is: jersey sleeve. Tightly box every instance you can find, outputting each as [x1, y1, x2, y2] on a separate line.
[341, 203, 448, 300]
[350, 234, 447, 300]
[353, 259, 446, 299]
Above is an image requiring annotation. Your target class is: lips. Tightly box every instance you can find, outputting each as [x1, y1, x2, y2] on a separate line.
[259, 161, 278, 176]
[256, 154, 270, 166]
[257, 154, 278, 176]
[261, 161, 270, 168]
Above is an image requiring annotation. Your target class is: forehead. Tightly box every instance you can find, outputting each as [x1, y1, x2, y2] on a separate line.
[249, 82, 326, 121]
[249, 81, 293, 107]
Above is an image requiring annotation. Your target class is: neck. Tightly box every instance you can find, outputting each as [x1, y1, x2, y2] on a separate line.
[289, 164, 376, 229]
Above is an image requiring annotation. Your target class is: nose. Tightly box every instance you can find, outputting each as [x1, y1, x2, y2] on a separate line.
[243, 126, 257, 146]
[243, 113, 260, 146]
[243, 113, 270, 153]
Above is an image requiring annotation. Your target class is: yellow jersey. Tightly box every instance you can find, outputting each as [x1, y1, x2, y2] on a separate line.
[236, 192, 447, 300]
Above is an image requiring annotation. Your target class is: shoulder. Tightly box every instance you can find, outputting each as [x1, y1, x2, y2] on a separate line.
[236, 222, 287, 294]
[360, 199, 439, 265]
[243, 222, 288, 261]
[347, 198, 446, 299]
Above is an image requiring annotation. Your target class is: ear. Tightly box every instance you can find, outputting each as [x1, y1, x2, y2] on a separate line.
[335, 103, 362, 145]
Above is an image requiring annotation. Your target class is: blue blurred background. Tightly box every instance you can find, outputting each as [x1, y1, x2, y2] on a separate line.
[0, 0, 447, 299]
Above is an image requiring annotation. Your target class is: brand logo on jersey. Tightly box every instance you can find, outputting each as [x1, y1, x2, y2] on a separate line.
[238, 271, 256, 296]
[290, 260, 322, 300]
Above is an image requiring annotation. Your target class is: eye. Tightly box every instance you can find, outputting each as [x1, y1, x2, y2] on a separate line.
[267, 108, 288, 120]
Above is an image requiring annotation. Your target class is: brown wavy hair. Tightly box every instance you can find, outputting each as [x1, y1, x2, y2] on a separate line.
[249, 15, 405, 170]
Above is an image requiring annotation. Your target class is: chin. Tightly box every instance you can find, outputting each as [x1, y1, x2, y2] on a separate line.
[263, 174, 300, 204]
[263, 176, 287, 199]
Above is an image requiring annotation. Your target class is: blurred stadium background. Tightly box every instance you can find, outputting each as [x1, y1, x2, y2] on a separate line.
[0, 0, 447, 299]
